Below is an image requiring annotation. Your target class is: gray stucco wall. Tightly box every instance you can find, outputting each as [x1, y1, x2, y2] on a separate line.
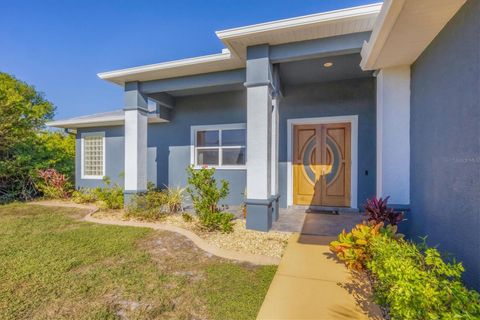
[76, 126, 125, 189]
[148, 90, 247, 205]
[409, 0, 480, 289]
[278, 77, 376, 208]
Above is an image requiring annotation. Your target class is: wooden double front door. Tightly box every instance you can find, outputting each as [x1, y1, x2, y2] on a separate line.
[293, 123, 351, 207]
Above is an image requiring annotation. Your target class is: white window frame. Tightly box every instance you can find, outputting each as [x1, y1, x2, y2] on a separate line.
[190, 123, 246, 170]
[81, 131, 106, 179]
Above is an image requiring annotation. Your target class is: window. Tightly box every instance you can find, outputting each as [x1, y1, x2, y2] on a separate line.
[81, 132, 105, 179]
[191, 124, 246, 169]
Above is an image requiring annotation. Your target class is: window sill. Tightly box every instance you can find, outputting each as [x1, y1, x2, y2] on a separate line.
[192, 165, 246, 171]
[81, 175, 104, 180]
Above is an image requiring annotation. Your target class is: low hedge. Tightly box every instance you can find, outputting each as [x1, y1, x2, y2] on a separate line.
[368, 234, 480, 319]
[330, 222, 480, 319]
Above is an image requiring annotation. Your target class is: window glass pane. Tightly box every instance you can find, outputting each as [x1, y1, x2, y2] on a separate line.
[196, 130, 219, 147]
[222, 129, 245, 146]
[83, 136, 104, 176]
[222, 148, 246, 165]
[197, 148, 219, 165]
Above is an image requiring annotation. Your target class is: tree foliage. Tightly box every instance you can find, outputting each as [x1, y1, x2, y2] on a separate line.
[0, 72, 75, 202]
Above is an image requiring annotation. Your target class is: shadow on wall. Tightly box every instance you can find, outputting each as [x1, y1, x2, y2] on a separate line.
[161, 146, 246, 206]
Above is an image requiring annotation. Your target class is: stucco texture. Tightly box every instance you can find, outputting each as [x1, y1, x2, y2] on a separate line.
[148, 90, 247, 205]
[278, 78, 377, 208]
[410, 0, 480, 289]
[76, 126, 125, 189]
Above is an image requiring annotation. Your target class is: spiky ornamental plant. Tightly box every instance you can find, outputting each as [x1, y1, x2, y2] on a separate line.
[364, 196, 404, 226]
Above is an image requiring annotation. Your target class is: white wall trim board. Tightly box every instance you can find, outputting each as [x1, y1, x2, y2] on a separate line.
[271, 98, 280, 196]
[80, 131, 105, 180]
[286, 115, 359, 208]
[376, 66, 410, 204]
[190, 123, 247, 170]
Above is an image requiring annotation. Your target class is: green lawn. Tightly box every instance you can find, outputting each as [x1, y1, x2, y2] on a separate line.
[0, 204, 276, 320]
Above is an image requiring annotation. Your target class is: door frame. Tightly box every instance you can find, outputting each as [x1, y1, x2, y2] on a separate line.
[287, 115, 358, 208]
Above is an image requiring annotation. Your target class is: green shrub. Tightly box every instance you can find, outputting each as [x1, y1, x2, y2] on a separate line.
[95, 188, 123, 210]
[72, 188, 97, 204]
[367, 235, 480, 319]
[0, 72, 76, 202]
[186, 166, 234, 233]
[125, 186, 166, 221]
[71, 177, 123, 210]
[182, 212, 193, 222]
[199, 210, 234, 233]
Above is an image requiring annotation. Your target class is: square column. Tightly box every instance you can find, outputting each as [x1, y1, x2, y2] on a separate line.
[376, 66, 410, 206]
[245, 44, 276, 231]
[124, 82, 148, 205]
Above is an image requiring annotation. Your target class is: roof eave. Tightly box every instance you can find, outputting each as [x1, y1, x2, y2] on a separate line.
[215, 3, 383, 40]
[360, 0, 467, 71]
[97, 51, 235, 86]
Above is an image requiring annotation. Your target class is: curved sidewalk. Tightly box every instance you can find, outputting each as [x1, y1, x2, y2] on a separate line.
[29, 200, 280, 266]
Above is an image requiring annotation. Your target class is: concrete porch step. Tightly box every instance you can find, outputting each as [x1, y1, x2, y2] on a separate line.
[291, 205, 360, 214]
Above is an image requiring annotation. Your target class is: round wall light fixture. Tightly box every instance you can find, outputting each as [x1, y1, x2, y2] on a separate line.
[323, 62, 334, 68]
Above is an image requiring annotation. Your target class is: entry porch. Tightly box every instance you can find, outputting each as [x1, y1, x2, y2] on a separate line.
[119, 38, 410, 232]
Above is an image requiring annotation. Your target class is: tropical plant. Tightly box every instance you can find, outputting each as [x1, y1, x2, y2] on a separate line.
[364, 196, 404, 226]
[329, 221, 401, 270]
[186, 166, 234, 233]
[367, 235, 480, 319]
[36, 168, 71, 199]
[163, 186, 185, 213]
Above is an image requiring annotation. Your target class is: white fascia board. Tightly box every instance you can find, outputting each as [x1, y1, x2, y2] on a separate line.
[47, 115, 168, 129]
[360, 0, 405, 70]
[216, 3, 383, 39]
[46, 115, 125, 129]
[97, 50, 233, 84]
[360, 0, 466, 71]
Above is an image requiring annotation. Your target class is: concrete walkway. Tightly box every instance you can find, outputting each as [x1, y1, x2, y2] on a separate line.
[257, 228, 382, 319]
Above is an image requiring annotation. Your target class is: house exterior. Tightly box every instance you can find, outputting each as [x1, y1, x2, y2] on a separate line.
[48, 1, 479, 288]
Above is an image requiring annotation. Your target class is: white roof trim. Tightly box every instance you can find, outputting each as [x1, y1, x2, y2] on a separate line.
[216, 3, 383, 39]
[98, 50, 233, 80]
[360, 0, 466, 70]
[360, 0, 405, 70]
[47, 113, 168, 129]
[98, 3, 381, 85]
[47, 115, 124, 128]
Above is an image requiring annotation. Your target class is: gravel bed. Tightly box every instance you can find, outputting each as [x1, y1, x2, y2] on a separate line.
[92, 210, 290, 258]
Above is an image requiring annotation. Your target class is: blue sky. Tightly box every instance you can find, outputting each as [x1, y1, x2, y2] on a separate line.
[0, 0, 380, 120]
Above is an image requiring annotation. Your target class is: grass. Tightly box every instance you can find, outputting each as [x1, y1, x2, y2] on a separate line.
[0, 203, 276, 319]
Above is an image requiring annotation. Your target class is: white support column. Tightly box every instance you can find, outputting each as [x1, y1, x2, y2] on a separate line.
[376, 66, 411, 205]
[124, 82, 148, 201]
[244, 44, 274, 231]
[124, 109, 148, 192]
[246, 85, 272, 200]
[271, 97, 279, 198]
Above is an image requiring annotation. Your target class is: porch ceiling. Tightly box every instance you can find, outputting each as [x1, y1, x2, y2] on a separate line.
[278, 53, 372, 86]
